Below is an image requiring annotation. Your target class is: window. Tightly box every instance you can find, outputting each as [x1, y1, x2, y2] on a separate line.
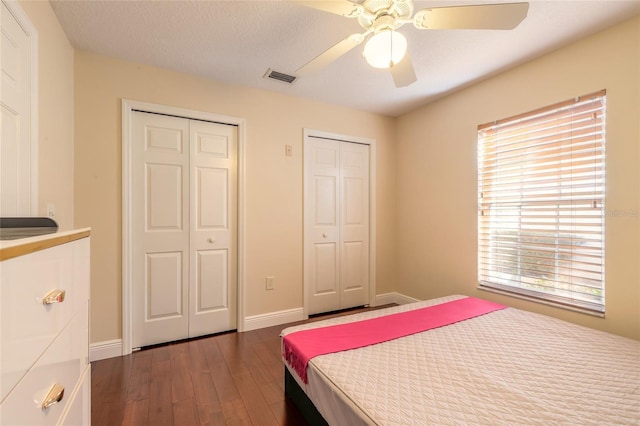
[477, 90, 606, 313]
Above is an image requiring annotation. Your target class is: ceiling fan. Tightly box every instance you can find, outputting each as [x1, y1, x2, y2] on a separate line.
[293, 0, 529, 88]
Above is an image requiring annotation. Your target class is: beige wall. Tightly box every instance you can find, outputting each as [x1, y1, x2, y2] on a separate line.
[19, 0, 74, 230]
[396, 17, 640, 340]
[73, 52, 397, 343]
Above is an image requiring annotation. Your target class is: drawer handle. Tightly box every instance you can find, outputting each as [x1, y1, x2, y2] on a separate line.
[41, 384, 64, 410]
[43, 289, 66, 305]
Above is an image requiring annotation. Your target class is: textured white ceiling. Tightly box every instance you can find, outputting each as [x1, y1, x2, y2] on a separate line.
[50, 0, 640, 117]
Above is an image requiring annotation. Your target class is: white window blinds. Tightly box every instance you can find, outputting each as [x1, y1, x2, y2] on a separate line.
[477, 90, 606, 313]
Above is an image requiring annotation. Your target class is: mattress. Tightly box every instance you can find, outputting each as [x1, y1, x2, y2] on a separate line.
[281, 295, 640, 425]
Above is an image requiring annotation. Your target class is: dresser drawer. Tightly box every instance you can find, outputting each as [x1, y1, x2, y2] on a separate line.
[58, 364, 91, 426]
[0, 303, 89, 425]
[1, 237, 89, 400]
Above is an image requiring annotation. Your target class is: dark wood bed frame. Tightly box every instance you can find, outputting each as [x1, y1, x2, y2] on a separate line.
[284, 368, 329, 426]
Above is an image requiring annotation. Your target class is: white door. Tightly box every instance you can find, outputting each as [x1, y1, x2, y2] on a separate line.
[304, 137, 370, 315]
[188, 120, 237, 337]
[131, 111, 237, 348]
[1, 1, 35, 216]
[338, 142, 370, 309]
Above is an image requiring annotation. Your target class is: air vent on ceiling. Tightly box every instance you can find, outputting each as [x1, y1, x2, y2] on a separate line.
[264, 69, 297, 84]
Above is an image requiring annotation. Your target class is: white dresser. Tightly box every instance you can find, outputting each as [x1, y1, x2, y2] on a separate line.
[0, 229, 91, 425]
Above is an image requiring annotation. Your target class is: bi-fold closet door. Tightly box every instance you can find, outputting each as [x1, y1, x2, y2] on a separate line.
[304, 136, 370, 315]
[131, 111, 237, 348]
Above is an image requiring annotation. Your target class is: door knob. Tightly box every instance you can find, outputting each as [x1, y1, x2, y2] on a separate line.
[207, 238, 215, 244]
[322, 233, 327, 238]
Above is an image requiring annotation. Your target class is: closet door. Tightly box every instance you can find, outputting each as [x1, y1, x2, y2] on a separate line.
[131, 112, 237, 348]
[304, 137, 370, 315]
[339, 142, 370, 309]
[188, 120, 237, 337]
[1, 1, 36, 216]
[132, 112, 190, 348]
[305, 138, 341, 315]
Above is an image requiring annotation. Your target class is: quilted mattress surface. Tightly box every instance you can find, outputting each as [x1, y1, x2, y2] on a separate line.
[281, 295, 640, 425]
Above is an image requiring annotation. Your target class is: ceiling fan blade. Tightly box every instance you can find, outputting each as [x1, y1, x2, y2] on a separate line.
[391, 53, 417, 88]
[291, 1, 364, 18]
[296, 34, 363, 75]
[414, 2, 529, 30]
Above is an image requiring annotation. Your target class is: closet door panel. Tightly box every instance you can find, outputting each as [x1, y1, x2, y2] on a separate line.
[195, 249, 228, 311]
[196, 167, 228, 229]
[146, 251, 184, 319]
[146, 163, 184, 230]
[132, 111, 189, 348]
[339, 142, 370, 309]
[189, 120, 237, 337]
[305, 138, 340, 315]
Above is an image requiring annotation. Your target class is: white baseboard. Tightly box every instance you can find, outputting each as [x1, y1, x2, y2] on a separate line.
[375, 292, 420, 306]
[242, 307, 306, 332]
[91, 295, 416, 361]
[241, 294, 419, 332]
[89, 309, 305, 360]
[90, 339, 122, 362]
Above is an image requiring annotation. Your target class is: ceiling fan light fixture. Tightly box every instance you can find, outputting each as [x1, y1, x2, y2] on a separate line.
[363, 29, 407, 69]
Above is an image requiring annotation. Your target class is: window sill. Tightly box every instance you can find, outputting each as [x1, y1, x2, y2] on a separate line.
[477, 285, 605, 318]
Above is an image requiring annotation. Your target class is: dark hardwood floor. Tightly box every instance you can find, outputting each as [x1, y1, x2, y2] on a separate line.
[91, 305, 391, 426]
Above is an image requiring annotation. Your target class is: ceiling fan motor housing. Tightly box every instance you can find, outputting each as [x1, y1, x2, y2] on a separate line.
[358, 0, 413, 32]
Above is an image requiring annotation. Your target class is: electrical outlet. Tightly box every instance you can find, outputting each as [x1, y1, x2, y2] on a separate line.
[285, 144, 292, 157]
[266, 276, 275, 290]
[46, 203, 55, 218]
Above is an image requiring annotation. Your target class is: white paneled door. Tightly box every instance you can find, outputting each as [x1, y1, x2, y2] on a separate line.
[1, 1, 35, 216]
[188, 120, 237, 337]
[304, 136, 370, 315]
[131, 111, 237, 348]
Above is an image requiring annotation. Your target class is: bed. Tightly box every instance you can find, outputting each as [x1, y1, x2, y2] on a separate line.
[280, 295, 640, 425]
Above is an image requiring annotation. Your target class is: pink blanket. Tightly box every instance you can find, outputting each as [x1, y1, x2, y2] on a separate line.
[283, 297, 506, 383]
